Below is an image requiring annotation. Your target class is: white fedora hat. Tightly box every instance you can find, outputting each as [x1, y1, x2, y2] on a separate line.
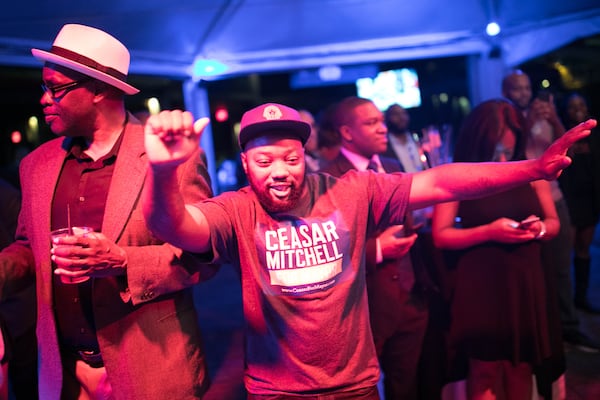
[31, 24, 139, 95]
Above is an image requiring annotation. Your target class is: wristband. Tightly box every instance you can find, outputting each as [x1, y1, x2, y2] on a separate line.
[535, 221, 546, 240]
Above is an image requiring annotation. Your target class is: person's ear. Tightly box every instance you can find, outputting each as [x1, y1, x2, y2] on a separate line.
[339, 125, 353, 142]
[240, 152, 248, 175]
[90, 82, 104, 103]
[91, 81, 113, 103]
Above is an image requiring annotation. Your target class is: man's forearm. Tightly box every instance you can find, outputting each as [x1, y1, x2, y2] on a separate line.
[410, 160, 540, 209]
[0, 243, 35, 301]
[444, 160, 540, 198]
[125, 243, 218, 305]
[143, 167, 188, 243]
[143, 166, 211, 253]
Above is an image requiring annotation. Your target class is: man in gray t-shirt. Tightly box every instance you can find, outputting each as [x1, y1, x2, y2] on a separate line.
[142, 102, 594, 399]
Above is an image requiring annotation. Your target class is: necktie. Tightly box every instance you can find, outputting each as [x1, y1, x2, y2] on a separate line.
[408, 141, 423, 171]
[367, 159, 379, 172]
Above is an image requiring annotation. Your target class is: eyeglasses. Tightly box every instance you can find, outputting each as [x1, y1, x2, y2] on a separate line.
[41, 78, 91, 100]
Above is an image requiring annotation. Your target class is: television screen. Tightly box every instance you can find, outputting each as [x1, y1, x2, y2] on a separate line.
[356, 68, 421, 110]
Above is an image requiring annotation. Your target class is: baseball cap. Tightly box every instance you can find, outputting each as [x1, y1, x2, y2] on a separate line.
[238, 103, 311, 149]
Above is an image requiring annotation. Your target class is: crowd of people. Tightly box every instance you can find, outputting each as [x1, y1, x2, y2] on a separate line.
[0, 23, 598, 400]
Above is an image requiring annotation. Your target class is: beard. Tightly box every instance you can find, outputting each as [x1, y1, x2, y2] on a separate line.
[248, 174, 305, 214]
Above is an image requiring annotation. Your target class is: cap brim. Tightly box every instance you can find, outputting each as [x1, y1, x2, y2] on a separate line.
[31, 48, 140, 95]
[240, 120, 311, 149]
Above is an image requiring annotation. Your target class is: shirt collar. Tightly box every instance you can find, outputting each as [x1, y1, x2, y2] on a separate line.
[66, 129, 124, 163]
[340, 147, 381, 172]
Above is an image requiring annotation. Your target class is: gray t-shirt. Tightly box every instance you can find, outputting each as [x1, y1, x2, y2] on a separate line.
[198, 171, 411, 395]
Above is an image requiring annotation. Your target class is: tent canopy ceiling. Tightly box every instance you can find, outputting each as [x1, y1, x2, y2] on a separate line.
[0, 1, 599, 80]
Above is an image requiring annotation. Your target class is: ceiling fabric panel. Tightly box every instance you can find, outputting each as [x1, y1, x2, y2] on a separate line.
[0, 1, 597, 79]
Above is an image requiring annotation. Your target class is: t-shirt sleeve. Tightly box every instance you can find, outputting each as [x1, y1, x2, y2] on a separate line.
[196, 194, 239, 265]
[369, 171, 412, 229]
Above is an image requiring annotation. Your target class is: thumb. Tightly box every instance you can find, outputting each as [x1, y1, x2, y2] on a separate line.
[193, 117, 210, 139]
[390, 225, 405, 235]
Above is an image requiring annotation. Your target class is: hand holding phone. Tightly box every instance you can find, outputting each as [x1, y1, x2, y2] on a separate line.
[517, 216, 540, 229]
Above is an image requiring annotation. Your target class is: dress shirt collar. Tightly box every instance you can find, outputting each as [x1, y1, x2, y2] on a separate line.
[340, 147, 383, 172]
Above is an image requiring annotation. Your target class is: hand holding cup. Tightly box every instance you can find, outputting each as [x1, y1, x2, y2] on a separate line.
[51, 227, 128, 283]
[50, 226, 95, 284]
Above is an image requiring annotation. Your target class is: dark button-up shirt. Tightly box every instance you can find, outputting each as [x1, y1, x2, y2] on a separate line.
[51, 133, 123, 351]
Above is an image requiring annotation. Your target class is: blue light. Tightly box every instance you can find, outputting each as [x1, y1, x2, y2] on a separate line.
[486, 22, 501, 37]
[192, 59, 228, 78]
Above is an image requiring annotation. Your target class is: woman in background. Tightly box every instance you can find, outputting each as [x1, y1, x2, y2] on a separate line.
[432, 99, 564, 400]
[559, 93, 600, 314]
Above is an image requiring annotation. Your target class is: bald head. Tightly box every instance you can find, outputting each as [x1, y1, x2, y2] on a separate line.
[501, 70, 532, 111]
[385, 104, 410, 136]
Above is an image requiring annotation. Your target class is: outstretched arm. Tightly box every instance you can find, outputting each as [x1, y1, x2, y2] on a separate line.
[409, 119, 596, 210]
[142, 110, 212, 253]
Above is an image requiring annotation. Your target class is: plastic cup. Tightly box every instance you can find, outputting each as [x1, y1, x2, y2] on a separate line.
[50, 226, 94, 284]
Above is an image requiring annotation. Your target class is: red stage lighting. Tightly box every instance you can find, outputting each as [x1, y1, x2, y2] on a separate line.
[215, 107, 229, 122]
[11, 130, 22, 144]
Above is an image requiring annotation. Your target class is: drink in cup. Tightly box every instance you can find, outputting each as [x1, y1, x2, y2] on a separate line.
[50, 226, 94, 284]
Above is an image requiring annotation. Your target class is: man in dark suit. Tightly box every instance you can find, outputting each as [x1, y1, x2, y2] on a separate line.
[320, 96, 428, 400]
[0, 24, 215, 399]
[383, 104, 427, 173]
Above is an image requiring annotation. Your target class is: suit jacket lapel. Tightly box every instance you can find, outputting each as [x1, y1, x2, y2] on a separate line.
[35, 141, 68, 233]
[332, 153, 355, 174]
[102, 115, 146, 242]
[28, 139, 69, 288]
[380, 157, 404, 173]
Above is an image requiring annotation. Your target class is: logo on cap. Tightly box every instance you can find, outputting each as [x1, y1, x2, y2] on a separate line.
[263, 105, 283, 121]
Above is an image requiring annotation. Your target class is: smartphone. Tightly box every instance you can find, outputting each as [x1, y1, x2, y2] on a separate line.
[404, 221, 425, 236]
[517, 216, 540, 229]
